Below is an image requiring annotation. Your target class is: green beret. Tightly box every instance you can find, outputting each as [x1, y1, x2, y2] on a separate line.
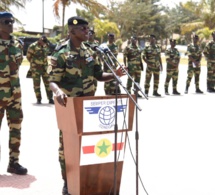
[0, 12, 13, 19]
[67, 16, 88, 26]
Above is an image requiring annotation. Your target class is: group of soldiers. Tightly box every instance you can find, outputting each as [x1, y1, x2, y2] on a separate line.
[122, 32, 215, 97]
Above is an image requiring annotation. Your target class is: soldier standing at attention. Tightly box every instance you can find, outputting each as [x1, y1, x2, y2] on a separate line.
[123, 35, 143, 97]
[203, 31, 215, 92]
[85, 29, 100, 94]
[164, 39, 181, 95]
[103, 33, 121, 95]
[185, 34, 203, 94]
[142, 34, 163, 97]
[48, 16, 126, 195]
[0, 11, 27, 174]
[26, 36, 54, 104]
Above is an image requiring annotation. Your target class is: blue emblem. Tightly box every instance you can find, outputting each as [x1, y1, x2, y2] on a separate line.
[98, 106, 115, 125]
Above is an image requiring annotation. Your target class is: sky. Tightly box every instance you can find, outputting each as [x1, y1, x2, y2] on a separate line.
[11, 0, 191, 33]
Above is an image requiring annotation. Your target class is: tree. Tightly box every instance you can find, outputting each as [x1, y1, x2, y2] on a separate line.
[0, 0, 27, 11]
[93, 18, 120, 43]
[0, 0, 31, 25]
[53, 0, 109, 38]
[179, 0, 215, 40]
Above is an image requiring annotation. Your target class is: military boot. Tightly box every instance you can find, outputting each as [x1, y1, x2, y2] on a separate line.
[173, 89, 180, 95]
[144, 90, 149, 97]
[153, 90, 161, 97]
[165, 87, 169, 95]
[184, 85, 189, 94]
[196, 88, 203, 94]
[7, 162, 28, 175]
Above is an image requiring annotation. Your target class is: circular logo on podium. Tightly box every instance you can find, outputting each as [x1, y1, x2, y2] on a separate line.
[98, 106, 115, 126]
[95, 139, 112, 158]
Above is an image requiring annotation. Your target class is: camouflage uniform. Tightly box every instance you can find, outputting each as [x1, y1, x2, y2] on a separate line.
[26, 41, 53, 102]
[142, 44, 162, 95]
[0, 35, 23, 164]
[185, 42, 203, 93]
[103, 41, 121, 95]
[203, 40, 215, 92]
[164, 45, 180, 94]
[123, 43, 143, 94]
[48, 40, 103, 181]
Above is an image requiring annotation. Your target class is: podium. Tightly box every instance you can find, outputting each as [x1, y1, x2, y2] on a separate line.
[54, 95, 135, 195]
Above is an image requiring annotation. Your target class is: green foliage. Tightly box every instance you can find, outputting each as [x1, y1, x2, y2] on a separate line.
[93, 18, 120, 42]
[12, 32, 59, 44]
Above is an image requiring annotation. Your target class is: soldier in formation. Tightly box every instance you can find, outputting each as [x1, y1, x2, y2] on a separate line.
[164, 39, 181, 95]
[123, 35, 143, 97]
[185, 34, 203, 94]
[26, 36, 54, 104]
[142, 34, 163, 97]
[103, 33, 121, 95]
[203, 31, 215, 93]
[85, 29, 100, 94]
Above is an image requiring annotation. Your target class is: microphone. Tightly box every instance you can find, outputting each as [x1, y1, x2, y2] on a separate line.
[84, 43, 104, 54]
[99, 43, 110, 53]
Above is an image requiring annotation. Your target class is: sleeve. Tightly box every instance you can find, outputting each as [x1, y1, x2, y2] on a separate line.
[26, 44, 34, 62]
[142, 48, 147, 58]
[123, 46, 128, 57]
[93, 58, 103, 80]
[185, 45, 190, 56]
[48, 52, 66, 83]
[203, 43, 209, 56]
[165, 49, 170, 59]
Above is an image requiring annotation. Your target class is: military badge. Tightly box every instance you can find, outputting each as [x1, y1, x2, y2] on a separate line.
[86, 56, 93, 62]
[73, 20, 78, 25]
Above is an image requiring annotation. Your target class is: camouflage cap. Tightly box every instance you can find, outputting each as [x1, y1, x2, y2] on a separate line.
[0, 11, 13, 19]
[67, 16, 88, 26]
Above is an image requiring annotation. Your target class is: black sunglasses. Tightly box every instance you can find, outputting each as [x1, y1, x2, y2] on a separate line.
[74, 26, 90, 31]
[1, 20, 15, 25]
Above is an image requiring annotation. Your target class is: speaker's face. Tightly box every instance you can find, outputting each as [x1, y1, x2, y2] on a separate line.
[70, 25, 89, 42]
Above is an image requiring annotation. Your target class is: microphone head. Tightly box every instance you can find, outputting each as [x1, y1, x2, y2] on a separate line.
[99, 43, 110, 52]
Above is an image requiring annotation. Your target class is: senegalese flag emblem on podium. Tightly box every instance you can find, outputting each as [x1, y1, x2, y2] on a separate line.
[80, 134, 126, 165]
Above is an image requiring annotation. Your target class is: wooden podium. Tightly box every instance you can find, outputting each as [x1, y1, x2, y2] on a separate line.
[54, 95, 135, 195]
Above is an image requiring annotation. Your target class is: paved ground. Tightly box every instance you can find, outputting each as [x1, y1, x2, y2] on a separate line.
[1, 60, 215, 195]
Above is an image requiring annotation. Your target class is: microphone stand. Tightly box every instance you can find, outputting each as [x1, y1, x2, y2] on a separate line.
[97, 46, 146, 195]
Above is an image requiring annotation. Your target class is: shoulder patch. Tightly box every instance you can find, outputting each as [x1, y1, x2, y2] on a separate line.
[55, 40, 68, 51]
